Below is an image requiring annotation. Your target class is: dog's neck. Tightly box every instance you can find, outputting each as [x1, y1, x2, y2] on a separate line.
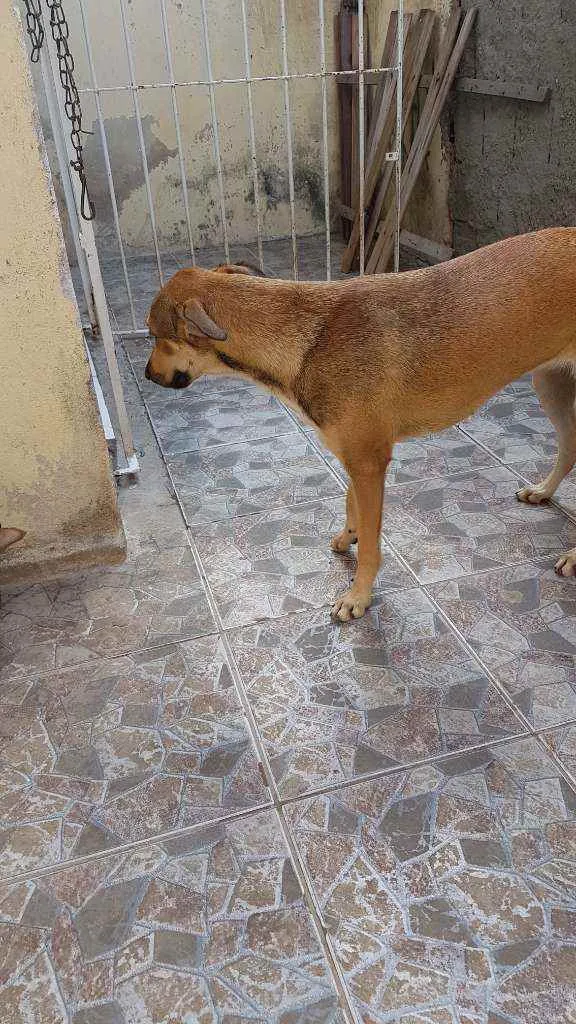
[204, 274, 326, 400]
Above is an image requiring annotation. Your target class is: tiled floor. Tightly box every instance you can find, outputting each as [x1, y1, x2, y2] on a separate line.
[3, 239, 576, 1021]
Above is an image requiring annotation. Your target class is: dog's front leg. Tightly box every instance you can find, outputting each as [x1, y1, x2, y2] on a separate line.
[331, 459, 388, 622]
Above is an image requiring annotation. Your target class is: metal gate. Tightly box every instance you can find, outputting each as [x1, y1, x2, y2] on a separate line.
[24, 0, 405, 477]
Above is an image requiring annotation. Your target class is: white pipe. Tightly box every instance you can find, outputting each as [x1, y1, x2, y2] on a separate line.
[43, 22, 137, 469]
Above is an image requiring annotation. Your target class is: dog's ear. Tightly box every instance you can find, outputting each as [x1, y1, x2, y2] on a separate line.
[180, 299, 227, 342]
[213, 262, 267, 278]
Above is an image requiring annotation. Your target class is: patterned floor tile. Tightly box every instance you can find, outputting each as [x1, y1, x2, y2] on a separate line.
[0, 810, 344, 1023]
[383, 464, 576, 584]
[168, 434, 342, 525]
[0, 546, 215, 681]
[287, 735, 576, 1023]
[195, 498, 408, 630]
[461, 386, 554, 463]
[430, 561, 576, 730]
[145, 388, 295, 455]
[0, 637, 270, 877]
[229, 594, 522, 798]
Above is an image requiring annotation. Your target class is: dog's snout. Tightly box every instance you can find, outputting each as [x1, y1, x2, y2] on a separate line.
[144, 362, 152, 381]
[171, 370, 191, 389]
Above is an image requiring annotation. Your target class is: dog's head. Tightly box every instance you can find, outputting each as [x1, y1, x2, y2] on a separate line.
[145, 262, 265, 389]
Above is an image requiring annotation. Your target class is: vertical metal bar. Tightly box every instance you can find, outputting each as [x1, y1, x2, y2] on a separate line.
[41, 20, 137, 470]
[394, 0, 404, 273]
[39, 46, 97, 329]
[199, 0, 230, 262]
[278, 0, 298, 280]
[318, 0, 331, 281]
[357, 0, 366, 275]
[240, 0, 264, 272]
[158, 0, 196, 265]
[118, 0, 163, 285]
[77, 0, 137, 329]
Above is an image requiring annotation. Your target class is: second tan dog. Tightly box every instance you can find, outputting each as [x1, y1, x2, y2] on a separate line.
[145, 227, 576, 621]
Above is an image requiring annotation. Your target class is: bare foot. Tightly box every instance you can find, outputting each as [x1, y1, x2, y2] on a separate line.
[330, 528, 358, 554]
[331, 587, 371, 622]
[516, 485, 551, 506]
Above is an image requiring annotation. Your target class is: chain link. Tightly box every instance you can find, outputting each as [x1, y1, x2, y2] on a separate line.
[22, 0, 95, 220]
[22, 0, 44, 62]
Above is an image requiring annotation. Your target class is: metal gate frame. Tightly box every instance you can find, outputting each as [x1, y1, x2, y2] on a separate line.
[34, 0, 405, 470]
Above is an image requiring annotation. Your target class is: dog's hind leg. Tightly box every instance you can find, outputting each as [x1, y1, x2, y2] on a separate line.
[331, 482, 358, 552]
[516, 364, 576, 505]
[331, 457, 389, 621]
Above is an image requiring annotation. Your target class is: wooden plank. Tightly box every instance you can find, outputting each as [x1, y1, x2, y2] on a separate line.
[341, 11, 413, 272]
[368, 8, 477, 274]
[399, 230, 453, 263]
[368, 8, 397, 150]
[363, 10, 435, 260]
[420, 74, 550, 102]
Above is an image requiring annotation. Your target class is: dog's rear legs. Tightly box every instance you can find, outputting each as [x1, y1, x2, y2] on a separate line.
[331, 482, 358, 552]
[515, 364, 576, 577]
[331, 459, 388, 622]
[517, 365, 576, 505]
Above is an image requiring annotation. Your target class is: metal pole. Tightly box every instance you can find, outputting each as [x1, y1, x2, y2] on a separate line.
[358, 0, 366, 276]
[77, 0, 137, 329]
[199, 0, 230, 262]
[394, 0, 404, 273]
[77, 66, 400, 94]
[158, 0, 196, 265]
[318, 0, 331, 281]
[240, 0, 264, 272]
[279, 0, 298, 280]
[118, 0, 164, 286]
[42, 23, 138, 475]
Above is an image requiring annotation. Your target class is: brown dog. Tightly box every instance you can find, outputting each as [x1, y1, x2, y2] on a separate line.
[145, 227, 576, 620]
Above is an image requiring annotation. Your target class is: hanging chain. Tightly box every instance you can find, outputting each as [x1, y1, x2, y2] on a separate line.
[23, 0, 95, 220]
[22, 1, 44, 62]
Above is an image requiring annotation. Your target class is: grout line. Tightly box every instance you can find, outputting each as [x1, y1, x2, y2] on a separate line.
[127, 355, 359, 1022]
[0, 802, 274, 889]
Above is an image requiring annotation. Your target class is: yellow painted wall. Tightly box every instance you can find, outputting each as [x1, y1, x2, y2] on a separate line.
[0, 5, 125, 584]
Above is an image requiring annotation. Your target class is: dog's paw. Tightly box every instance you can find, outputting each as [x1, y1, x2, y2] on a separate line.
[516, 485, 551, 506]
[555, 551, 576, 577]
[331, 588, 371, 622]
[330, 529, 358, 554]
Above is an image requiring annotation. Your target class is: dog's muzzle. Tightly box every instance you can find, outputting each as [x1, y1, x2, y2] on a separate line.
[144, 364, 191, 389]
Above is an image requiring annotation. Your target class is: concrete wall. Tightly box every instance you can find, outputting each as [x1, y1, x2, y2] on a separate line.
[451, 0, 576, 253]
[0, 4, 125, 584]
